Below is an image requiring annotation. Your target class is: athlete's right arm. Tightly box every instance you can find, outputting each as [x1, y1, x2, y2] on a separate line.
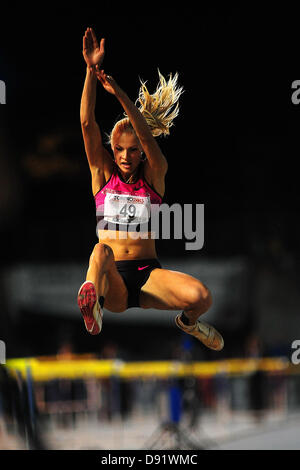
[80, 28, 113, 195]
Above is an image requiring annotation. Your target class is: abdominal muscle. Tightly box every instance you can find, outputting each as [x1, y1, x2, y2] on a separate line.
[97, 229, 158, 261]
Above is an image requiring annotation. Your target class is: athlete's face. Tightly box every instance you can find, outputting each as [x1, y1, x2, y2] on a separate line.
[113, 131, 143, 177]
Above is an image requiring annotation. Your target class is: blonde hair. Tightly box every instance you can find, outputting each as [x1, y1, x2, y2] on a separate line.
[109, 70, 184, 147]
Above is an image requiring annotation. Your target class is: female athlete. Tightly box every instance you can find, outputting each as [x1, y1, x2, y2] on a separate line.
[77, 28, 224, 351]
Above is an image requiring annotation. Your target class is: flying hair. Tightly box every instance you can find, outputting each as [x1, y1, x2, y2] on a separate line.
[135, 69, 184, 137]
[108, 69, 184, 146]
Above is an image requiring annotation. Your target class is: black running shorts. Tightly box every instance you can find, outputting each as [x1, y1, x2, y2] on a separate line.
[115, 258, 162, 308]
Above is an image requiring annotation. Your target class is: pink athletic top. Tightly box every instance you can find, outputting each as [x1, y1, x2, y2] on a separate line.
[95, 163, 162, 232]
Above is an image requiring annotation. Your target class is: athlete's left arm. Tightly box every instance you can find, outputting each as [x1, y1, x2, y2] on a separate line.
[118, 90, 168, 194]
[95, 69, 168, 180]
[118, 92, 168, 172]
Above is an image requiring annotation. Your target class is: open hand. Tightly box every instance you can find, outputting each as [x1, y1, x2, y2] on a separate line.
[95, 67, 123, 97]
[82, 28, 105, 70]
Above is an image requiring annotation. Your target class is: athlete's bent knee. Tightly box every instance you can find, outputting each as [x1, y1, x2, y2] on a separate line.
[90, 243, 113, 266]
[94, 243, 113, 260]
[186, 283, 212, 312]
[201, 285, 213, 310]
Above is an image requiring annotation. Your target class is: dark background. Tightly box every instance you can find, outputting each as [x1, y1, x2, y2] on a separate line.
[0, 5, 299, 361]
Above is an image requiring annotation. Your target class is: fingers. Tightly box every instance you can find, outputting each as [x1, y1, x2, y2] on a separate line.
[95, 66, 112, 82]
[95, 68, 114, 88]
[82, 33, 88, 52]
[83, 27, 98, 51]
[99, 37, 105, 54]
[95, 68, 117, 94]
[83, 28, 92, 53]
[95, 65, 104, 82]
[89, 27, 99, 49]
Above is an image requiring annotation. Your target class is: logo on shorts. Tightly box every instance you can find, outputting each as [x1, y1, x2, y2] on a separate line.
[138, 265, 149, 271]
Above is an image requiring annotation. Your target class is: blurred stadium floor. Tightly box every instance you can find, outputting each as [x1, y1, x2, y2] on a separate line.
[2, 410, 300, 450]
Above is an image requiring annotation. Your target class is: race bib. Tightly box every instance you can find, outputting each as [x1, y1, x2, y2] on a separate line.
[104, 191, 150, 225]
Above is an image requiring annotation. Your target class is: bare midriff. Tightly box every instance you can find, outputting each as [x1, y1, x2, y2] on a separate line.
[97, 229, 157, 261]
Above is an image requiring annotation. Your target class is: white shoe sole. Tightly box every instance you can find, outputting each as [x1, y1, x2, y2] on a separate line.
[175, 314, 224, 351]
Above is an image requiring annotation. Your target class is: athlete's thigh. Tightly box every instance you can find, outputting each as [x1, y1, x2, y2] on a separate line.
[139, 268, 204, 310]
[104, 262, 128, 313]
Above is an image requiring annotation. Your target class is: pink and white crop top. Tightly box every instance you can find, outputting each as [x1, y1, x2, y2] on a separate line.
[94, 163, 162, 232]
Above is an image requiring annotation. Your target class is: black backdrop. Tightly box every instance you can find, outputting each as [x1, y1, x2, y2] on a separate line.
[0, 5, 299, 359]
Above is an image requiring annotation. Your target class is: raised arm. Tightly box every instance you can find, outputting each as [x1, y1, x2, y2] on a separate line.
[117, 89, 168, 174]
[81, 28, 113, 195]
[95, 69, 168, 179]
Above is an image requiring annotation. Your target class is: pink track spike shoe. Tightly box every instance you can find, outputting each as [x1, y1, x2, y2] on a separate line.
[77, 281, 103, 335]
